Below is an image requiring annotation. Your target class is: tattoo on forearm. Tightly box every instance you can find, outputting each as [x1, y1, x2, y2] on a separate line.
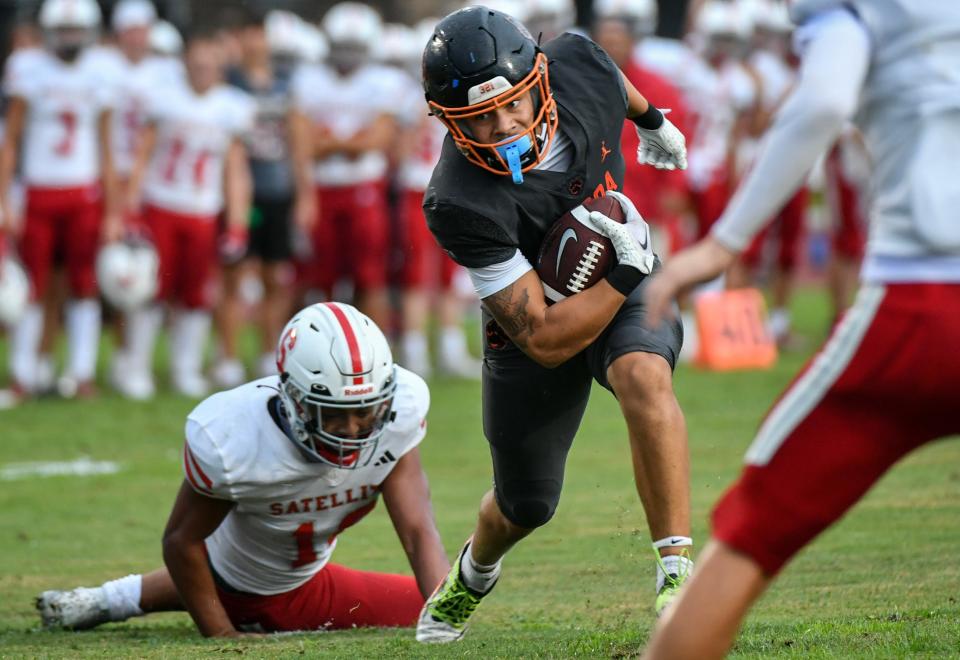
[484, 283, 535, 346]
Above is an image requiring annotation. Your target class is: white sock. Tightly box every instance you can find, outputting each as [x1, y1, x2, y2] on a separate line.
[459, 543, 501, 595]
[65, 299, 102, 381]
[35, 353, 56, 391]
[655, 554, 694, 592]
[768, 307, 791, 341]
[170, 309, 210, 379]
[401, 330, 430, 376]
[10, 304, 43, 389]
[125, 306, 163, 374]
[439, 326, 469, 365]
[100, 574, 143, 621]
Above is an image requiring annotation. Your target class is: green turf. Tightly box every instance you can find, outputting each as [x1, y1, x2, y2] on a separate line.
[1, 290, 958, 658]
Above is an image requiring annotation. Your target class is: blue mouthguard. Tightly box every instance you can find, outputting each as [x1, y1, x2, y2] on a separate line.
[494, 134, 532, 184]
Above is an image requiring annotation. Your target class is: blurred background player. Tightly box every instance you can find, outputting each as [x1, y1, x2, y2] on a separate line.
[592, 1, 690, 259]
[123, 29, 253, 399]
[94, 0, 187, 395]
[37, 303, 450, 637]
[0, 0, 120, 404]
[292, 2, 397, 330]
[381, 19, 481, 379]
[211, 9, 316, 388]
[727, 0, 807, 347]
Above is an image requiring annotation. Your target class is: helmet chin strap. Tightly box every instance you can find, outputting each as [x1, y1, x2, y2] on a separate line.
[495, 134, 532, 184]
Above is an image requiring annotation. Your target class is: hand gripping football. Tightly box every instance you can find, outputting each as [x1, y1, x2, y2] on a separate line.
[536, 196, 625, 303]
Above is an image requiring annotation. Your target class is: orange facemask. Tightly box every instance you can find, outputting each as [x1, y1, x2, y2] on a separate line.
[428, 52, 558, 183]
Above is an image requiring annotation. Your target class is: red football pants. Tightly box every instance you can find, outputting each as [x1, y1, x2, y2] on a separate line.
[19, 184, 102, 299]
[712, 283, 960, 575]
[216, 562, 423, 632]
[689, 178, 730, 240]
[307, 181, 389, 291]
[397, 190, 457, 289]
[143, 204, 217, 309]
[742, 187, 808, 271]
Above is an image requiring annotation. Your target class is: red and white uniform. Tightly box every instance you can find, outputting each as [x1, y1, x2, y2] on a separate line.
[685, 60, 757, 237]
[823, 130, 869, 261]
[89, 47, 184, 178]
[4, 47, 114, 298]
[141, 84, 254, 307]
[394, 75, 458, 289]
[709, 3, 960, 575]
[292, 63, 400, 291]
[741, 48, 807, 272]
[183, 367, 429, 630]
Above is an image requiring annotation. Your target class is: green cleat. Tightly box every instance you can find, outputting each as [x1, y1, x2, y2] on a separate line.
[653, 545, 693, 617]
[416, 545, 495, 643]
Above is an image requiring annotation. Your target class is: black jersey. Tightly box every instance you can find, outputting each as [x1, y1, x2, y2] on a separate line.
[424, 33, 629, 271]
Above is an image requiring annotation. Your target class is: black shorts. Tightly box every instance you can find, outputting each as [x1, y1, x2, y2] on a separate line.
[481, 274, 683, 528]
[247, 196, 293, 262]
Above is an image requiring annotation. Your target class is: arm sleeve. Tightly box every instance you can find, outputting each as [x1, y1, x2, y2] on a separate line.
[183, 420, 235, 500]
[710, 9, 871, 252]
[468, 249, 534, 299]
[391, 372, 431, 458]
[424, 201, 517, 268]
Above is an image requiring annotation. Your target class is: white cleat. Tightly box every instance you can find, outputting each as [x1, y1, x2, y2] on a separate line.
[210, 359, 245, 389]
[172, 372, 209, 399]
[437, 356, 483, 380]
[115, 370, 156, 401]
[37, 588, 110, 630]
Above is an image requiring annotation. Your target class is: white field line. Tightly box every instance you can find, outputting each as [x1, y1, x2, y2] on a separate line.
[0, 457, 122, 480]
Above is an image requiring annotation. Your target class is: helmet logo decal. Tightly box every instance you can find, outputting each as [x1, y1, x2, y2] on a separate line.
[322, 302, 366, 384]
[468, 76, 512, 105]
[276, 326, 298, 373]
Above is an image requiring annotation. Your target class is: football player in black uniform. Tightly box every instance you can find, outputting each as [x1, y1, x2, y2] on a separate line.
[415, 7, 692, 643]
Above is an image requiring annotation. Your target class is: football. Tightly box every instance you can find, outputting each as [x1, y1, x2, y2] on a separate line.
[536, 196, 625, 303]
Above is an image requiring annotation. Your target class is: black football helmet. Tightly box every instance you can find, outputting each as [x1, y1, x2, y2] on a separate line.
[422, 6, 558, 183]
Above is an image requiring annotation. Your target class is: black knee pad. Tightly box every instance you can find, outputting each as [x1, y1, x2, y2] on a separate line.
[495, 480, 560, 529]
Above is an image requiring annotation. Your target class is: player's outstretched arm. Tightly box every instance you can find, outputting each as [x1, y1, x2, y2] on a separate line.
[161, 481, 249, 638]
[0, 97, 26, 232]
[381, 448, 450, 598]
[483, 268, 628, 368]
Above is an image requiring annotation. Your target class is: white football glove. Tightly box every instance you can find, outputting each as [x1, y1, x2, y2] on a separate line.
[587, 190, 656, 275]
[636, 115, 688, 171]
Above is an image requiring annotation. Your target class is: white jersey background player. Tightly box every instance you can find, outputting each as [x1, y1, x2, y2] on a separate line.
[37, 302, 450, 637]
[0, 0, 120, 402]
[122, 30, 254, 399]
[643, 1, 960, 658]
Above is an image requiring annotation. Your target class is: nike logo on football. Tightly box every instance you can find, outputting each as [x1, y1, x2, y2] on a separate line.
[556, 227, 578, 279]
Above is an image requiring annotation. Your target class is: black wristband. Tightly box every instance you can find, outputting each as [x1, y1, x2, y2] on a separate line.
[606, 264, 644, 296]
[631, 105, 664, 130]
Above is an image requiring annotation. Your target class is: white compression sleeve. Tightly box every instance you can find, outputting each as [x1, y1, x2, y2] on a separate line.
[710, 9, 872, 252]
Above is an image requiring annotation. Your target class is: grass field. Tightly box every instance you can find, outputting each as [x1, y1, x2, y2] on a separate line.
[1, 289, 959, 658]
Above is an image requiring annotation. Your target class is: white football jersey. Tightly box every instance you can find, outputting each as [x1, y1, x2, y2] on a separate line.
[90, 47, 185, 176]
[3, 48, 114, 187]
[292, 63, 401, 186]
[183, 367, 430, 595]
[686, 60, 757, 191]
[143, 84, 255, 216]
[398, 115, 445, 193]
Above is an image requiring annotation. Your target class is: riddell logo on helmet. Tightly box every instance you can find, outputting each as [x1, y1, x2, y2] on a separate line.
[343, 385, 374, 396]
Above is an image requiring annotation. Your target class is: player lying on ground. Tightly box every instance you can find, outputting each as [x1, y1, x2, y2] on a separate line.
[37, 302, 449, 637]
[641, 1, 960, 657]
